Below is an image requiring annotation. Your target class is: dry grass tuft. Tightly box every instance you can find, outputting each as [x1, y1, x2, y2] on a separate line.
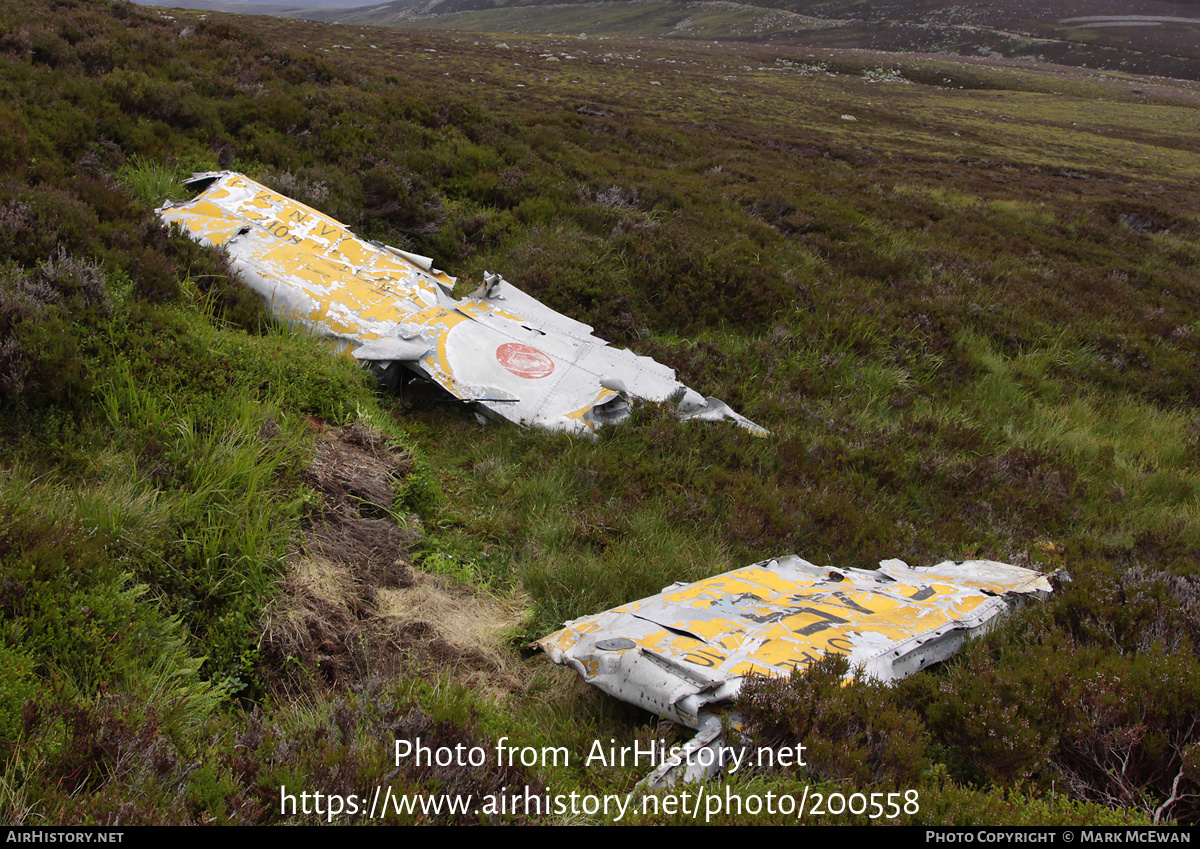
[262, 421, 528, 704]
[261, 422, 419, 696]
[379, 572, 531, 704]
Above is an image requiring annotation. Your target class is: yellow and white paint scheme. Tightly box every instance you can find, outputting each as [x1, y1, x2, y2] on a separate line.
[158, 171, 765, 436]
[533, 555, 1053, 786]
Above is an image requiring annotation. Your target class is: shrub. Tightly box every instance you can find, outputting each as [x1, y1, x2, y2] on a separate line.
[0, 253, 106, 406]
[739, 653, 930, 787]
[903, 608, 1200, 823]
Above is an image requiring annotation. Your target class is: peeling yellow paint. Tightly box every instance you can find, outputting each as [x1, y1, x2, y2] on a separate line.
[534, 555, 1055, 746]
[159, 171, 767, 436]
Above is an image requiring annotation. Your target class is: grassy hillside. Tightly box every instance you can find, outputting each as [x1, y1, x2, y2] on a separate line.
[2, 0, 1199, 824]
[296, 0, 1200, 81]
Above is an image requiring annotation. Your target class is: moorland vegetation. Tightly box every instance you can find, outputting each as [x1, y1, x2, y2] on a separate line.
[1, 0, 1199, 824]
[303, 0, 1200, 83]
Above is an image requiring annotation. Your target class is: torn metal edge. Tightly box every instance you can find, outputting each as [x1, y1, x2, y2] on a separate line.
[527, 555, 1058, 792]
[158, 171, 767, 438]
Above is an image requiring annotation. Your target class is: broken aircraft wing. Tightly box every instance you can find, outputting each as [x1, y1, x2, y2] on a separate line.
[157, 171, 765, 436]
[530, 555, 1054, 787]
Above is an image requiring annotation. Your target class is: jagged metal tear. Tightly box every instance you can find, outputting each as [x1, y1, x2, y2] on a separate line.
[158, 172, 767, 437]
[530, 555, 1055, 791]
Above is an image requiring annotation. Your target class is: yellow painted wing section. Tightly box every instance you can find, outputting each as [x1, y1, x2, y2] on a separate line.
[534, 555, 1053, 729]
[159, 171, 768, 435]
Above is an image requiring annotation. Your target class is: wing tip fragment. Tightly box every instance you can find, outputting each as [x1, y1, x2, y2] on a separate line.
[158, 172, 765, 436]
[533, 553, 1059, 790]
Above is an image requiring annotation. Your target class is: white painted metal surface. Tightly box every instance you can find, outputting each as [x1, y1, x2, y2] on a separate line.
[159, 172, 766, 436]
[532, 555, 1054, 788]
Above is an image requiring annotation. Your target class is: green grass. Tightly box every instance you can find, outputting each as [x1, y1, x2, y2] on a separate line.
[118, 155, 188, 208]
[1, 0, 1199, 825]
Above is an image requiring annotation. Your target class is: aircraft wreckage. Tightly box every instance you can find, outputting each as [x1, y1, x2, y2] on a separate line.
[158, 172, 765, 436]
[528, 555, 1055, 789]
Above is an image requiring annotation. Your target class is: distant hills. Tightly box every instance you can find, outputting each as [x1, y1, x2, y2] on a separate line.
[134, 0, 1200, 80]
[133, 0, 366, 11]
[314, 0, 1200, 80]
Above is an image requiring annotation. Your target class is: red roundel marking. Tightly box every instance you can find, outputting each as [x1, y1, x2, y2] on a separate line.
[496, 342, 555, 379]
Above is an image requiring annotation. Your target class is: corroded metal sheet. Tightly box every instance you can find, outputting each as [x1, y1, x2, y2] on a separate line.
[158, 171, 765, 436]
[531, 555, 1053, 786]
